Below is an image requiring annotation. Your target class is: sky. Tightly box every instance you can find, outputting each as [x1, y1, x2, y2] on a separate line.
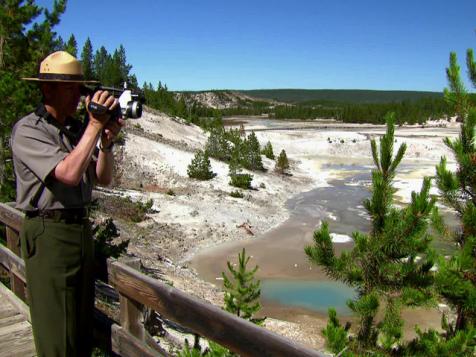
[36, 0, 476, 92]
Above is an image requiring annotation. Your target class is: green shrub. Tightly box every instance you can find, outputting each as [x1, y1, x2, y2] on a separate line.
[93, 218, 129, 259]
[229, 173, 253, 189]
[230, 190, 244, 198]
[261, 141, 275, 160]
[98, 196, 154, 222]
[187, 150, 216, 180]
[228, 152, 253, 189]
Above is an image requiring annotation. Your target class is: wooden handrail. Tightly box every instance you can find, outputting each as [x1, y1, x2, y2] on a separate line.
[0, 202, 324, 357]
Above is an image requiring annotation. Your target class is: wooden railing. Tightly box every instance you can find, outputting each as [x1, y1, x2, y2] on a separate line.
[0, 202, 324, 357]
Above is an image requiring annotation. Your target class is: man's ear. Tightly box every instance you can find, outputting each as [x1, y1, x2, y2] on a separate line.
[40, 82, 56, 101]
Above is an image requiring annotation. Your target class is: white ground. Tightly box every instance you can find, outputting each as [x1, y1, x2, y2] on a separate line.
[115, 110, 459, 259]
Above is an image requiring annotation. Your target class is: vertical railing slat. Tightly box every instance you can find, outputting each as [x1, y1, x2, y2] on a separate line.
[6, 226, 26, 302]
[119, 257, 145, 342]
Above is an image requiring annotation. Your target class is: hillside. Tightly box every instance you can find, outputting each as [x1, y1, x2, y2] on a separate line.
[177, 90, 277, 109]
[239, 89, 444, 104]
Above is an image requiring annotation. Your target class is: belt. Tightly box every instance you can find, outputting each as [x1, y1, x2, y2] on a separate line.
[25, 208, 89, 224]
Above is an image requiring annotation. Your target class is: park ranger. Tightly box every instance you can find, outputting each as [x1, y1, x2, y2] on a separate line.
[11, 51, 124, 356]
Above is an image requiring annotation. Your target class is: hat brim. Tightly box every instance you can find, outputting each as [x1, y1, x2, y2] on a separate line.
[23, 77, 99, 83]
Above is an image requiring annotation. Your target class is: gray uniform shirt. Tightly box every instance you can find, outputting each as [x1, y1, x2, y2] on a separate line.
[12, 109, 96, 211]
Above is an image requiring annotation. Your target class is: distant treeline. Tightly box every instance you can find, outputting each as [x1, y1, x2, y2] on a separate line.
[239, 89, 444, 104]
[271, 96, 451, 124]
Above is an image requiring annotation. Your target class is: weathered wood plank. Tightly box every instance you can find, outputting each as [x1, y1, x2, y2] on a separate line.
[0, 319, 30, 337]
[0, 243, 26, 283]
[0, 203, 23, 232]
[5, 228, 26, 301]
[119, 258, 145, 342]
[111, 323, 164, 357]
[0, 282, 30, 321]
[0, 302, 17, 320]
[0, 313, 25, 328]
[93, 308, 164, 357]
[0, 325, 35, 357]
[0, 343, 36, 357]
[108, 261, 323, 357]
[6, 227, 20, 257]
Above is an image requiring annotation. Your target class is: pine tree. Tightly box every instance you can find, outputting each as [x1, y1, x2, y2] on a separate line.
[222, 248, 264, 325]
[434, 47, 476, 333]
[305, 114, 437, 353]
[81, 37, 94, 80]
[110, 44, 132, 87]
[467, 49, 476, 86]
[205, 128, 232, 162]
[187, 150, 216, 181]
[443, 52, 469, 120]
[243, 131, 264, 171]
[261, 141, 275, 160]
[228, 151, 253, 189]
[93, 46, 111, 84]
[275, 149, 289, 174]
[64, 34, 77, 57]
[0, 0, 66, 202]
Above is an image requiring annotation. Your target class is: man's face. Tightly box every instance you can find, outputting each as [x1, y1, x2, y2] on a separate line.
[41, 82, 82, 117]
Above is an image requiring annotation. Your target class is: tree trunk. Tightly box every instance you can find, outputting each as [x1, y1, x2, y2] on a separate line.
[455, 306, 466, 331]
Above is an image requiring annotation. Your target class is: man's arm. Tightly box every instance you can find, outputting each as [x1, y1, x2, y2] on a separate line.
[53, 91, 117, 186]
[95, 119, 124, 186]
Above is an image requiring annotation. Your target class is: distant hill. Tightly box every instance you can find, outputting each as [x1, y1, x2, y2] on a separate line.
[238, 89, 444, 104]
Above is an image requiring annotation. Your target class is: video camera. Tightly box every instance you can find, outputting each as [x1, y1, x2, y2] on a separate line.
[81, 82, 144, 121]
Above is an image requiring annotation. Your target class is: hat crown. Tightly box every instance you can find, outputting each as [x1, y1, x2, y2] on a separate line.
[40, 51, 83, 76]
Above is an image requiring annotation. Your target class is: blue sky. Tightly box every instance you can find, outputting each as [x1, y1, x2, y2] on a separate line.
[36, 0, 475, 91]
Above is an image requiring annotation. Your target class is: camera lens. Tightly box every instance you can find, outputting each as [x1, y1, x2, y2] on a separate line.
[127, 101, 142, 119]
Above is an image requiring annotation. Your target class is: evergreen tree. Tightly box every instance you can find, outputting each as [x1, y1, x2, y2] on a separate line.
[228, 151, 253, 189]
[187, 150, 216, 181]
[93, 46, 111, 84]
[467, 48, 476, 87]
[110, 44, 132, 87]
[275, 149, 289, 174]
[444, 52, 469, 120]
[64, 33, 77, 57]
[222, 248, 264, 325]
[305, 114, 437, 354]
[261, 141, 275, 160]
[205, 128, 232, 162]
[243, 131, 264, 171]
[0, 0, 66, 202]
[54, 35, 65, 51]
[128, 73, 138, 89]
[80, 37, 94, 80]
[434, 47, 476, 333]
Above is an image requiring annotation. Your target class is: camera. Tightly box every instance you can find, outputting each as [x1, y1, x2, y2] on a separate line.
[82, 82, 144, 121]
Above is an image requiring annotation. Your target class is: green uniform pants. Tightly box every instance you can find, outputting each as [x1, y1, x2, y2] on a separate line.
[20, 216, 95, 357]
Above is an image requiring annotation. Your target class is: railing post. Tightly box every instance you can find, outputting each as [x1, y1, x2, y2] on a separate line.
[6, 226, 26, 302]
[119, 257, 145, 341]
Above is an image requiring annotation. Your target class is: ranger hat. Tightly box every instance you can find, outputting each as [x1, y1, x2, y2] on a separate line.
[23, 51, 98, 83]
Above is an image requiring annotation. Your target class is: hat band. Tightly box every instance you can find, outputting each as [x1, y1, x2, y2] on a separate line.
[38, 73, 84, 81]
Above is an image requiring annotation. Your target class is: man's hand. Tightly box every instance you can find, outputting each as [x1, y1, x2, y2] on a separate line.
[101, 118, 125, 150]
[85, 90, 118, 128]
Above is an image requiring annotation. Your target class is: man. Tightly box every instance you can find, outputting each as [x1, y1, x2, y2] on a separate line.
[11, 51, 124, 356]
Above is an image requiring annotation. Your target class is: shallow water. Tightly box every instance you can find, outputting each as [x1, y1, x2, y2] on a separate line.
[261, 279, 356, 315]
